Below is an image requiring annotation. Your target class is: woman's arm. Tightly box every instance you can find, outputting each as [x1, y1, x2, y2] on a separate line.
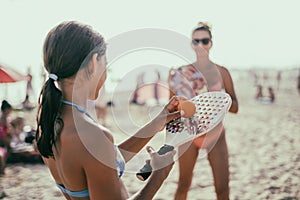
[83, 139, 124, 199]
[128, 146, 176, 200]
[118, 96, 181, 162]
[218, 66, 239, 113]
[130, 169, 170, 200]
[85, 141, 175, 199]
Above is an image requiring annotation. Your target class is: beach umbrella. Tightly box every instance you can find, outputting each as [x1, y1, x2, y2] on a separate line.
[0, 65, 28, 83]
[0, 65, 28, 101]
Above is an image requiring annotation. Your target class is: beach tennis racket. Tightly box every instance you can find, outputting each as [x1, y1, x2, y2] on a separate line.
[136, 91, 232, 181]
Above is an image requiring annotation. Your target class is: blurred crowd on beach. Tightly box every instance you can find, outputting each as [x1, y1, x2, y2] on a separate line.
[0, 64, 300, 199]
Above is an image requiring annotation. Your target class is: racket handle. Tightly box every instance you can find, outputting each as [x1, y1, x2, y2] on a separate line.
[136, 144, 174, 181]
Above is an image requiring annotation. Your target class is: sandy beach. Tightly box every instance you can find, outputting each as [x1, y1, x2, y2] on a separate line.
[1, 69, 299, 200]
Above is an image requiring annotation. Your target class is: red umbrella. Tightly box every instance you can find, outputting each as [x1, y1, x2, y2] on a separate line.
[0, 65, 28, 103]
[0, 65, 28, 83]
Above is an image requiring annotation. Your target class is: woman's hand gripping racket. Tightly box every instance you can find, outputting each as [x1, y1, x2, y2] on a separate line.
[136, 91, 232, 181]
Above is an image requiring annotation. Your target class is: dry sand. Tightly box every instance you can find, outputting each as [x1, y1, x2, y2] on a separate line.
[1, 69, 300, 200]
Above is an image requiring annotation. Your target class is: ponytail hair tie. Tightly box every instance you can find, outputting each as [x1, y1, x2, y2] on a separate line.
[48, 73, 58, 81]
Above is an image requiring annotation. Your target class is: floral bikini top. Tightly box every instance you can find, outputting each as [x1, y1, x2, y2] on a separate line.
[168, 65, 207, 99]
[168, 64, 224, 99]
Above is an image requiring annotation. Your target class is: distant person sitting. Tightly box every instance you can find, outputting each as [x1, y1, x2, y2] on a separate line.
[8, 117, 26, 148]
[6, 117, 40, 163]
[255, 85, 275, 103]
[0, 100, 13, 175]
[0, 100, 12, 141]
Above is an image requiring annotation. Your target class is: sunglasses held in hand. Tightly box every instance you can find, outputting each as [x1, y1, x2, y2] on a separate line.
[192, 38, 211, 45]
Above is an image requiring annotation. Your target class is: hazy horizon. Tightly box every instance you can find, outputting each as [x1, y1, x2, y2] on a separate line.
[1, 0, 300, 104]
[1, 0, 300, 71]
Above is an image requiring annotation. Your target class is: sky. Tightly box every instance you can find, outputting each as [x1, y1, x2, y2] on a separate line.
[1, 0, 300, 97]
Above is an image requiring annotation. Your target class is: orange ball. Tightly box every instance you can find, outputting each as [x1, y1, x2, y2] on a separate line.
[178, 100, 196, 118]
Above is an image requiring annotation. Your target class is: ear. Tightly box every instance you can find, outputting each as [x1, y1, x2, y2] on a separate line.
[88, 53, 99, 75]
[210, 40, 213, 48]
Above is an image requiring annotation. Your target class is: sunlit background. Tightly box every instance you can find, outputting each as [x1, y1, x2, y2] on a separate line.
[1, 0, 300, 104]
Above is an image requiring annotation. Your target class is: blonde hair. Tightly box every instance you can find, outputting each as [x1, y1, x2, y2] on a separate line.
[193, 22, 212, 38]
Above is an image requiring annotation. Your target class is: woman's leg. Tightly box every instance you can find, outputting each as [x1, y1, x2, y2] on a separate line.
[174, 142, 199, 200]
[119, 179, 129, 199]
[207, 130, 230, 200]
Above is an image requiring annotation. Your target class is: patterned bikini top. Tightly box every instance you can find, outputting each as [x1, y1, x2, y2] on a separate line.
[168, 64, 224, 99]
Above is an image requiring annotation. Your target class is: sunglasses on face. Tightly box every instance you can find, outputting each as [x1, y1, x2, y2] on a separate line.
[192, 38, 211, 45]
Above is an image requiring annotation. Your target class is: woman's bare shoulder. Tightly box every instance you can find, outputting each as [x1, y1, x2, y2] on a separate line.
[216, 64, 231, 77]
[73, 116, 114, 144]
[59, 118, 116, 171]
[216, 64, 228, 71]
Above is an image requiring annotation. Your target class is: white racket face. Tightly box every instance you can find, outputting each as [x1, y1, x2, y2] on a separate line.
[165, 91, 232, 147]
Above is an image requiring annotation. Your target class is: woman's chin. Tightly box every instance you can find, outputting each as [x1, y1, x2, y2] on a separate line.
[89, 94, 98, 101]
[92, 96, 98, 101]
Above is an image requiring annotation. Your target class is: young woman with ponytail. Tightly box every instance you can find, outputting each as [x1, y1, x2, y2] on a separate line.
[36, 21, 183, 199]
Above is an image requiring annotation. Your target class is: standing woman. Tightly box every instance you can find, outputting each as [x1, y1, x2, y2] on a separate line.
[36, 21, 183, 200]
[170, 22, 239, 200]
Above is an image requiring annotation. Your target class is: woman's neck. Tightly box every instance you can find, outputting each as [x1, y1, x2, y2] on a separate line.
[193, 57, 212, 69]
[59, 79, 89, 109]
[197, 54, 210, 62]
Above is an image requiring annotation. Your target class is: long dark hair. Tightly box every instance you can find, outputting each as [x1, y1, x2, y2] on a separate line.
[36, 21, 106, 158]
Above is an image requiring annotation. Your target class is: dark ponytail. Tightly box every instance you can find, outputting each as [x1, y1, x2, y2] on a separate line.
[36, 78, 63, 158]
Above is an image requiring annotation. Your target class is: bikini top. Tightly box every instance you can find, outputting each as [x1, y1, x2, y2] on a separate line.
[168, 65, 224, 99]
[55, 100, 126, 198]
